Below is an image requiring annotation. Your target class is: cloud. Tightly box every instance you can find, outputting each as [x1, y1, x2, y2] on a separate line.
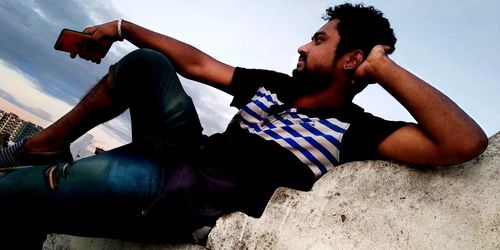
[0, 0, 137, 148]
[90, 116, 131, 150]
[101, 113, 132, 144]
[0, 90, 53, 122]
[2, 0, 497, 142]
[0, 0, 235, 139]
[180, 78, 237, 135]
[0, 59, 130, 149]
[0, 0, 126, 104]
[0, 59, 72, 120]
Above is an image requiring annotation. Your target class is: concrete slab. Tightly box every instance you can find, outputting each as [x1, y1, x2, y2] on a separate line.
[43, 234, 206, 250]
[207, 132, 500, 249]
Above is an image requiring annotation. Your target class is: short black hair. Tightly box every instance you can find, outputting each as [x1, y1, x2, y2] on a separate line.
[324, 3, 396, 59]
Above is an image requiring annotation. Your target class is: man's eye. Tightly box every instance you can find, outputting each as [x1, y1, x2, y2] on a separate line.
[312, 35, 325, 44]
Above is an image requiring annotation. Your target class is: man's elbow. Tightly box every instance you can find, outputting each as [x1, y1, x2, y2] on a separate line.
[463, 133, 489, 160]
[442, 133, 489, 165]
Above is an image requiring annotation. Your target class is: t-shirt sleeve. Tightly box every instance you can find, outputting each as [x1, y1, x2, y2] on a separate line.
[229, 67, 292, 108]
[340, 113, 409, 163]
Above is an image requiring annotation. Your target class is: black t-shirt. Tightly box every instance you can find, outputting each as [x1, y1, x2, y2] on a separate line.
[219, 67, 406, 183]
[198, 67, 407, 218]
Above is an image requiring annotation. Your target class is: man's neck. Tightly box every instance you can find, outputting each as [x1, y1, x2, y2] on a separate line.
[292, 81, 353, 109]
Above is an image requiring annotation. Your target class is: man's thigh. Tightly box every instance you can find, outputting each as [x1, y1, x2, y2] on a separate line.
[0, 141, 203, 242]
[0, 142, 163, 215]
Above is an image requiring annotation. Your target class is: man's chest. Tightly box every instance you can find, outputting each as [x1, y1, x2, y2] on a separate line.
[232, 87, 351, 178]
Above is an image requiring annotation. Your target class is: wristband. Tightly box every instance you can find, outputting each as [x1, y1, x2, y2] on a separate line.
[117, 19, 124, 41]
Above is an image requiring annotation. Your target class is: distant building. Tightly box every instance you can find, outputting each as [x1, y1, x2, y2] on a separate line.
[13, 122, 44, 143]
[70, 133, 95, 160]
[0, 109, 100, 160]
[0, 112, 24, 139]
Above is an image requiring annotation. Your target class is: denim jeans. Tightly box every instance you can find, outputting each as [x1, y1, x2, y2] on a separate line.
[0, 49, 206, 246]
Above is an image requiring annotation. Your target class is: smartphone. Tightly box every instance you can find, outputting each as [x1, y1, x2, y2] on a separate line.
[54, 29, 110, 59]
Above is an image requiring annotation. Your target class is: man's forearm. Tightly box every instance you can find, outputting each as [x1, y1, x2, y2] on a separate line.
[120, 21, 234, 90]
[375, 57, 487, 161]
[121, 21, 209, 76]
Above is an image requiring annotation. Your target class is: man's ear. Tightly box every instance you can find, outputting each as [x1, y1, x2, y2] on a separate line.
[343, 50, 364, 70]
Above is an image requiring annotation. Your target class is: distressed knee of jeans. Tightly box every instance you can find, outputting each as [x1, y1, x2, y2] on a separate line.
[44, 162, 71, 191]
[44, 165, 59, 191]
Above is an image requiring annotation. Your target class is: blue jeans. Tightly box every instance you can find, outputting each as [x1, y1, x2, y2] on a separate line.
[0, 49, 207, 246]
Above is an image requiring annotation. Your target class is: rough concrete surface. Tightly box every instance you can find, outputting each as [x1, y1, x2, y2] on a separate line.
[42, 234, 205, 250]
[44, 132, 500, 249]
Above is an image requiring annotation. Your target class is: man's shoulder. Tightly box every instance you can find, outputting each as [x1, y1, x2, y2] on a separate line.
[230, 67, 292, 108]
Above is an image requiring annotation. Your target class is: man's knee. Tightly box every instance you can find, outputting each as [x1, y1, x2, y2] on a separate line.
[107, 49, 176, 97]
[118, 48, 174, 71]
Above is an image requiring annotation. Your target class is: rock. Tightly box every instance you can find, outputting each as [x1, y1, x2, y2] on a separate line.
[42, 234, 206, 250]
[207, 132, 500, 249]
[44, 132, 500, 249]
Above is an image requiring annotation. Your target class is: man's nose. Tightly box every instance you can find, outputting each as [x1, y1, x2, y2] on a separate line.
[297, 41, 311, 54]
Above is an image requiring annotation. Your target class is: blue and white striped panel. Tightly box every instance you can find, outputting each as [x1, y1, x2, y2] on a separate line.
[235, 87, 283, 133]
[235, 87, 350, 178]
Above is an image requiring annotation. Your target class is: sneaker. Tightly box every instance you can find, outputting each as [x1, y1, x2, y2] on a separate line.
[0, 140, 73, 169]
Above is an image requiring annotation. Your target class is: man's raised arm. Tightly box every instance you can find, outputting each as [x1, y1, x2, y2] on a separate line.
[81, 20, 235, 93]
[356, 45, 488, 166]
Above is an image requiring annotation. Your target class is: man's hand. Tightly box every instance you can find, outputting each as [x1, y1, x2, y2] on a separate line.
[69, 21, 118, 64]
[352, 45, 393, 89]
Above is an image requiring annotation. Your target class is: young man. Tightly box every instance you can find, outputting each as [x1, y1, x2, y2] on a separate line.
[0, 3, 487, 248]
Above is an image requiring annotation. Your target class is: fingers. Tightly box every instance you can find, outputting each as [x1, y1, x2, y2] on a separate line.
[79, 54, 101, 64]
[83, 21, 116, 41]
[84, 27, 105, 43]
[82, 26, 95, 35]
[69, 52, 101, 64]
[67, 22, 115, 64]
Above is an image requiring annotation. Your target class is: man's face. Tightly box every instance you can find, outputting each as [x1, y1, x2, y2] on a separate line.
[291, 20, 342, 95]
[294, 19, 341, 76]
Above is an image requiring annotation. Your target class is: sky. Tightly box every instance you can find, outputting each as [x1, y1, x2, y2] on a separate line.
[0, 0, 498, 150]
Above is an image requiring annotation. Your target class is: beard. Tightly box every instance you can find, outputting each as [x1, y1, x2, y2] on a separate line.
[291, 67, 332, 97]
